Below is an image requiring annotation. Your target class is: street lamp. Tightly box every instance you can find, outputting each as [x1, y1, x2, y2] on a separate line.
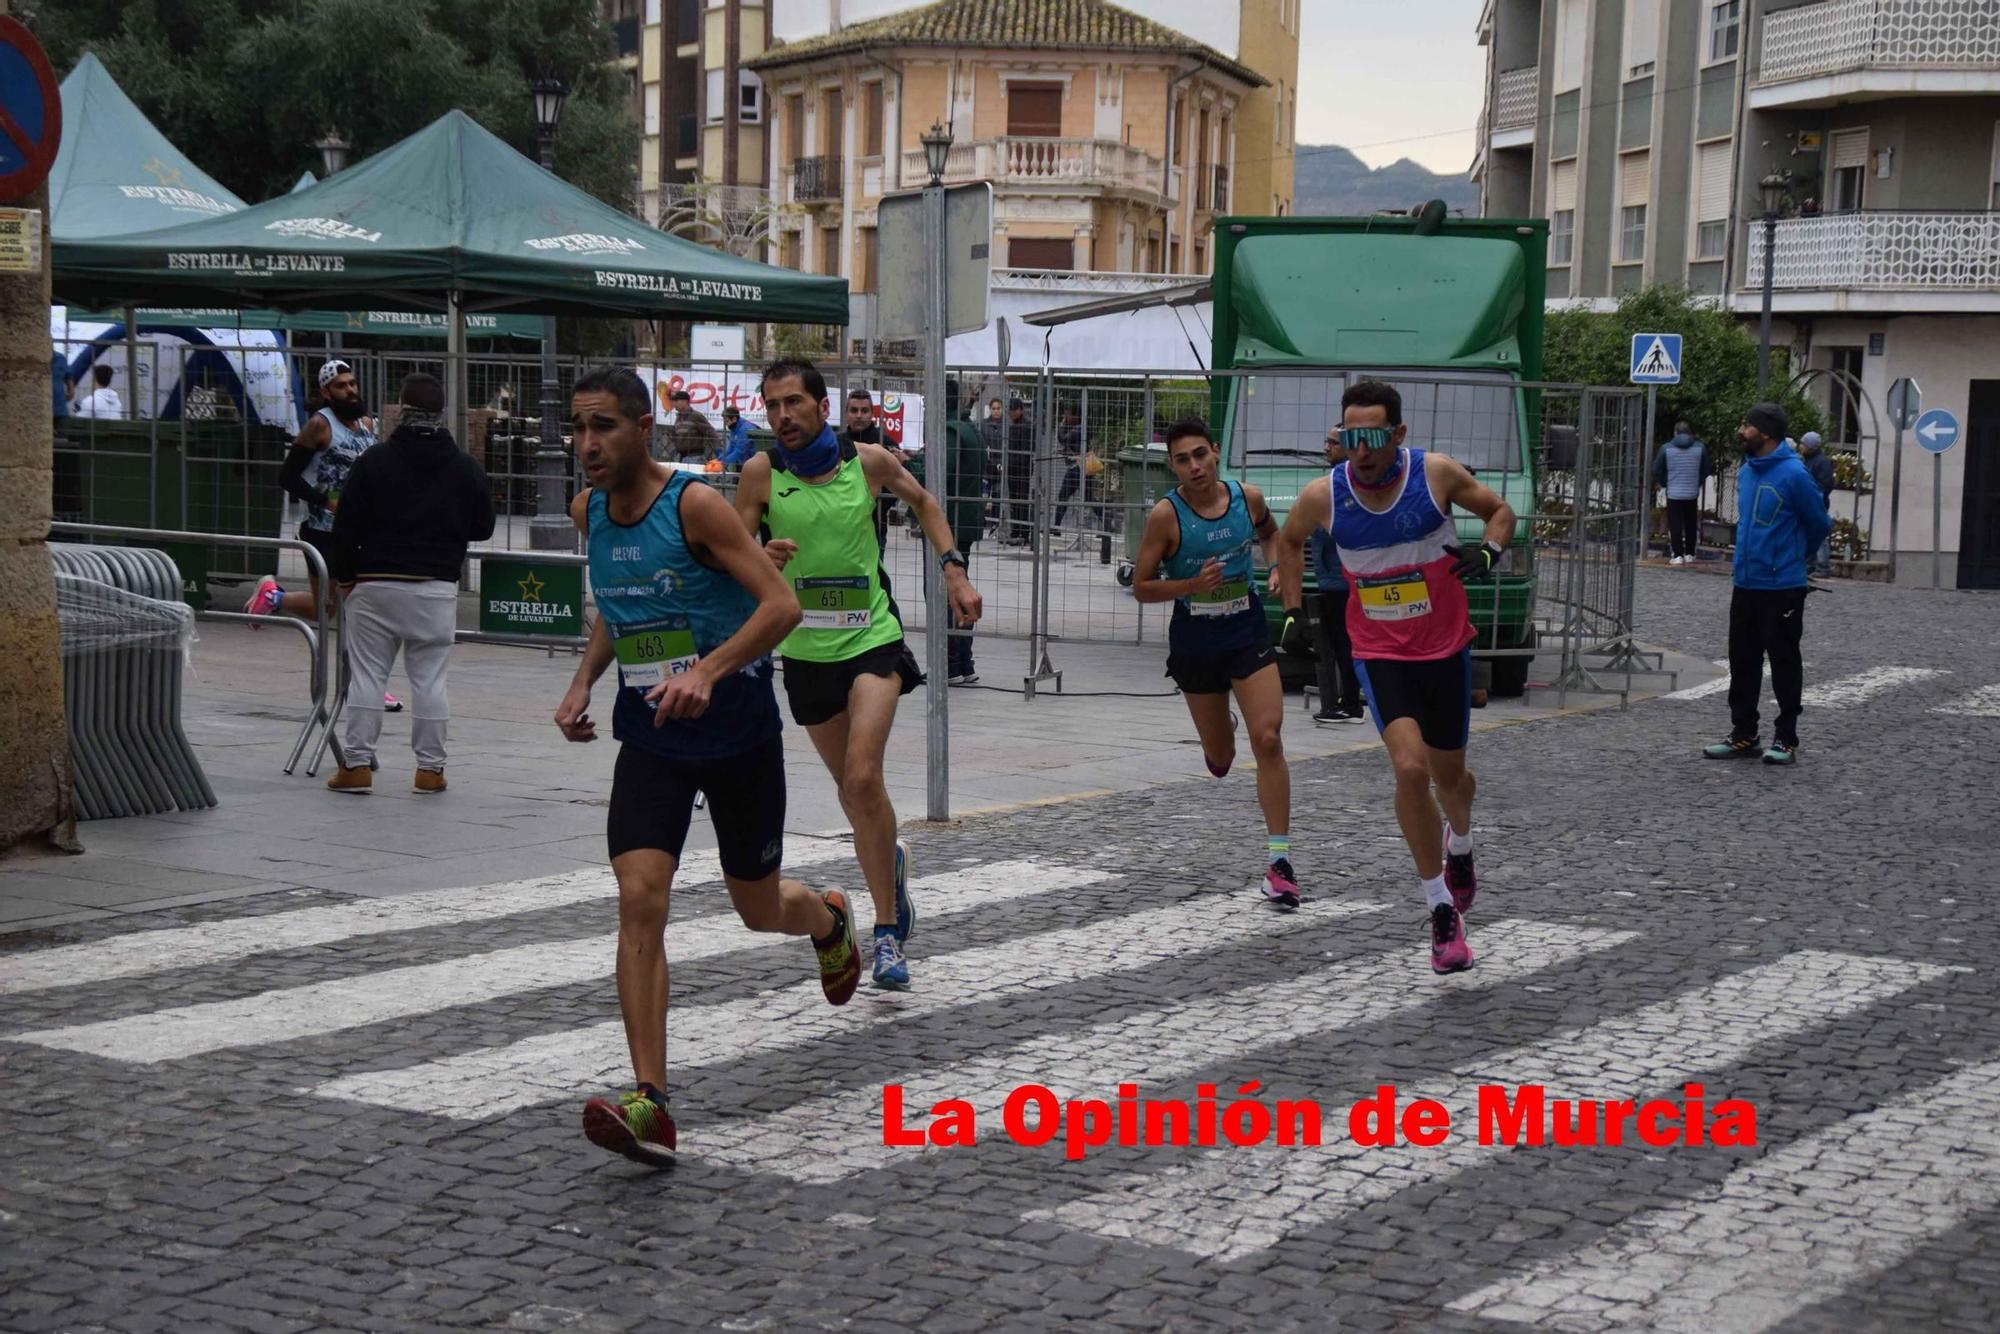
[919, 119, 954, 819]
[313, 131, 351, 177]
[528, 73, 573, 551]
[1755, 170, 1789, 396]
[921, 122, 953, 188]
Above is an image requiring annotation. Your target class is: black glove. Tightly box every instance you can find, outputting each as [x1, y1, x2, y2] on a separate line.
[1443, 542, 1503, 581]
[1280, 606, 1310, 657]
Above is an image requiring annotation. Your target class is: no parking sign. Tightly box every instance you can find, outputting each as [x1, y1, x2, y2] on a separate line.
[0, 17, 61, 205]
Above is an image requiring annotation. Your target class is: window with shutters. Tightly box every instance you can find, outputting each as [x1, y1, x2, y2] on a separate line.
[820, 226, 841, 276]
[1706, 0, 1740, 64]
[1007, 83, 1063, 138]
[1829, 129, 1868, 213]
[787, 95, 804, 162]
[821, 87, 843, 156]
[1618, 151, 1649, 262]
[1624, 0, 1659, 76]
[1693, 140, 1730, 259]
[780, 231, 801, 270]
[1555, 0, 1587, 92]
[862, 82, 883, 156]
[739, 71, 763, 125]
[705, 69, 724, 125]
[857, 227, 878, 293]
[1549, 160, 1577, 265]
[645, 83, 661, 137]
[1008, 237, 1074, 271]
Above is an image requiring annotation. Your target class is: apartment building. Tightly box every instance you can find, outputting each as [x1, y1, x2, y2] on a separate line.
[621, 0, 773, 232]
[741, 0, 1276, 296]
[1473, 0, 2000, 589]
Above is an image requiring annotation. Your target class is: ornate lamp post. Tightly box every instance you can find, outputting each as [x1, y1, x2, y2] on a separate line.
[529, 75, 573, 550]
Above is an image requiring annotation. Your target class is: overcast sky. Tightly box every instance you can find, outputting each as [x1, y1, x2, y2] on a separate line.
[1291, 0, 1486, 173]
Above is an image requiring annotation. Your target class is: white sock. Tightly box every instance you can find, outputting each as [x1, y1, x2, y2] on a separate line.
[1445, 820, 1473, 856]
[1422, 874, 1452, 911]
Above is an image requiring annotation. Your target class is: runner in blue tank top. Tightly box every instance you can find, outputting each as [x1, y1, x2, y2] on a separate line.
[552, 366, 864, 1169]
[1132, 417, 1301, 907]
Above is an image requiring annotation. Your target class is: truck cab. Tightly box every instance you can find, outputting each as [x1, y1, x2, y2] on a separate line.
[1212, 209, 1548, 696]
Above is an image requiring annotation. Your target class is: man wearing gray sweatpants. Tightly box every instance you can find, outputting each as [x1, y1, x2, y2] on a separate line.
[326, 373, 495, 794]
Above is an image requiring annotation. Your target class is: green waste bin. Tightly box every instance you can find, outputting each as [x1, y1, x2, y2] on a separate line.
[1113, 442, 1170, 587]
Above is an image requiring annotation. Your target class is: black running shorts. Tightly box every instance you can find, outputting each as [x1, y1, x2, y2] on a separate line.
[780, 640, 922, 727]
[1165, 642, 1278, 696]
[606, 735, 786, 880]
[1353, 648, 1472, 751]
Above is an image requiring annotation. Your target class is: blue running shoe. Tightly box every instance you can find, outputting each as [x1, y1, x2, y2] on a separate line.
[872, 929, 910, 990]
[893, 839, 914, 943]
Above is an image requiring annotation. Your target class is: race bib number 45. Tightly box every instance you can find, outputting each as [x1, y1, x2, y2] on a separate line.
[796, 574, 872, 630]
[614, 617, 699, 690]
[1189, 578, 1251, 618]
[1356, 571, 1433, 621]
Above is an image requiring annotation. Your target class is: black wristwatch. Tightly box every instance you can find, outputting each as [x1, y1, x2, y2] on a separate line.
[938, 549, 969, 573]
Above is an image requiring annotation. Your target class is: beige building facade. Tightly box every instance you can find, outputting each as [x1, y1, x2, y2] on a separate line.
[743, 0, 1272, 291]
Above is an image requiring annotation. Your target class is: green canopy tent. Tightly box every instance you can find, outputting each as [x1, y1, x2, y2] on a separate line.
[55, 109, 849, 324]
[52, 55, 539, 341]
[291, 171, 318, 195]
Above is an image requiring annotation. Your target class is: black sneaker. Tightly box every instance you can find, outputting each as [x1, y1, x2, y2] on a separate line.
[1702, 735, 1763, 759]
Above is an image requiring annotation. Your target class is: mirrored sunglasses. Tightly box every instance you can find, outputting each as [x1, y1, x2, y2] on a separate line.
[1336, 426, 1396, 451]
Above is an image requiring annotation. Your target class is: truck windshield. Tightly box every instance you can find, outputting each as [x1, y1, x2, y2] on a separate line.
[1230, 370, 1523, 476]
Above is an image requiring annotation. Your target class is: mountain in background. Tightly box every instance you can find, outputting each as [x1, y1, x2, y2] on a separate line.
[1291, 144, 1478, 217]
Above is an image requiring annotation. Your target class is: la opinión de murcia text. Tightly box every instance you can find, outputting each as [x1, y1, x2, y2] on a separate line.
[883, 1082, 1758, 1161]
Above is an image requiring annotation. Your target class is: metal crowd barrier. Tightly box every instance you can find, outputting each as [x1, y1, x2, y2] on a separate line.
[50, 543, 217, 819]
[50, 522, 345, 776]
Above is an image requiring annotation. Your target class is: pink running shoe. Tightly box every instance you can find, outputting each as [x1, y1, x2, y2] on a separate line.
[384, 694, 404, 712]
[1262, 858, 1300, 909]
[1443, 827, 1477, 914]
[242, 576, 283, 617]
[1430, 904, 1474, 974]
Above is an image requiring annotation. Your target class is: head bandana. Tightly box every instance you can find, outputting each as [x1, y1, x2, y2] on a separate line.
[770, 422, 841, 477]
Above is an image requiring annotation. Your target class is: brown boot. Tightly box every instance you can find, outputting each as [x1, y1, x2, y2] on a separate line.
[326, 765, 373, 794]
[413, 769, 447, 795]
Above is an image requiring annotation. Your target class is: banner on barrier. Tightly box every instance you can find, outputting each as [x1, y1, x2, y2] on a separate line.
[479, 558, 585, 638]
[633, 366, 924, 450]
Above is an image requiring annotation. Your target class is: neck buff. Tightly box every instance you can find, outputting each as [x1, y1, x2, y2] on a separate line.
[1351, 445, 1407, 492]
[771, 422, 841, 476]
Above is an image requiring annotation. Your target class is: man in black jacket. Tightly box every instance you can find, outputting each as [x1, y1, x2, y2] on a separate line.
[325, 373, 496, 795]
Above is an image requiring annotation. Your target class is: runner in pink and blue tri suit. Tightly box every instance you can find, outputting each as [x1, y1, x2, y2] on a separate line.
[1276, 380, 1516, 975]
[1132, 418, 1300, 908]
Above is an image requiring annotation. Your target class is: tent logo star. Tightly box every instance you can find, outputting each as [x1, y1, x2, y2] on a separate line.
[141, 157, 183, 187]
[517, 572, 546, 603]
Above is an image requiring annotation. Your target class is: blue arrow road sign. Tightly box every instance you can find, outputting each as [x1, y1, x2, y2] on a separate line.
[1630, 332, 1682, 384]
[1914, 409, 1960, 455]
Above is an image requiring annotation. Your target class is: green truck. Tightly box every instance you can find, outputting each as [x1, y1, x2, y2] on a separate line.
[1210, 206, 1548, 696]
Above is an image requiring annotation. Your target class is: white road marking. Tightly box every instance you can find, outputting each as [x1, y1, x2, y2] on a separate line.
[310, 896, 1390, 1117]
[9, 860, 1110, 1063]
[690, 920, 1634, 1182]
[1931, 683, 2000, 719]
[1036, 950, 1952, 1262]
[1448, 1057, 2000, 1331]
[1658, 661, 1733, 701]
[0, 837, 855, 996]
[1800, 666, 1945, 708]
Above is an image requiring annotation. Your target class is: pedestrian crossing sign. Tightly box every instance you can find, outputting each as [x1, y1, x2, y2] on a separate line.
[1630, 333, 1683, 385]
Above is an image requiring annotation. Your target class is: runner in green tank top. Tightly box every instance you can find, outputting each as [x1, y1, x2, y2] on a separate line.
[736, 361, 985, 992]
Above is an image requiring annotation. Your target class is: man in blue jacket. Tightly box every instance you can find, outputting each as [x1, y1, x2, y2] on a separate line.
[719, 405, 757, 470]
[1703, 403, 1832, 767]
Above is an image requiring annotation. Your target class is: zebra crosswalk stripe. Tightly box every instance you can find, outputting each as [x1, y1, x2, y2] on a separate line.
[309, 894, 1390, 1118]
[1931, 683, 2000, 718]
[689, 919, 1635, 1183]
[9, 860, 1111, 1064]
[1448, 1057, 2000, 1331]
[0, 836, 856, 997]
[1035, 949, 1953, 1262]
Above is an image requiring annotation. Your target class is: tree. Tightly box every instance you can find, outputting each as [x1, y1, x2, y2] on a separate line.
[1544, 284, 1822, 454]
[22, 0, 638, 209]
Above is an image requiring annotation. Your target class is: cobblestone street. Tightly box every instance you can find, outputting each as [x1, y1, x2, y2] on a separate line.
[5, 566, 1998, 1332]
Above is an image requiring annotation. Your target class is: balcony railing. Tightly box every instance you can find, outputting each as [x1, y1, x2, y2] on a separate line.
[1745, 210, 2000, 291]
[1494, 66, 1538, 130]
[899, 136, 1172, 203]
[1760, 0, 2000, 84]
[790, 155, 842, 204]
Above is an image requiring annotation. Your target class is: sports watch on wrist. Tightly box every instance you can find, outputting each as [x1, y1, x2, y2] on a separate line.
[938, 549, 969, 573]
